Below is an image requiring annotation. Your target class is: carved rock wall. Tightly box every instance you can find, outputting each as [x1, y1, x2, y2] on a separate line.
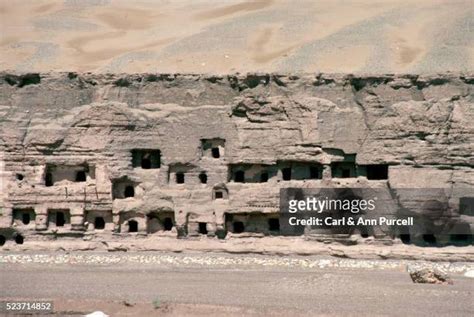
[0, 72, 473, 248]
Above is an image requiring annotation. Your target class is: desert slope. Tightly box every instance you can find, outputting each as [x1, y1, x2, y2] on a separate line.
[0, 0, 472, 73]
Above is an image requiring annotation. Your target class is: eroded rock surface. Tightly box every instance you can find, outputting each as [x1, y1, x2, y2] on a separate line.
[0, 72, 473, 252]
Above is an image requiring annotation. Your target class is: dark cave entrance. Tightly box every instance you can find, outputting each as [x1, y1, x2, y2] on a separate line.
[212, 147, 220, 158]
[94, 217, 105, 230]
[128, 220, 138, 233]
[234, 170, 245, 183]
[75, 171, 86, 182]
[233, 221, 245, 233]
[124, 185, 135, 198]
[176, 172, 185, 184]
[282, 167, 292, 181]
[198, 222, 208, 235]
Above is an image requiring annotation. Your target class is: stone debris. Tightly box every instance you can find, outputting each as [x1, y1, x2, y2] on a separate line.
[408, 268, 453, 285]
[1, 253, 472, 274]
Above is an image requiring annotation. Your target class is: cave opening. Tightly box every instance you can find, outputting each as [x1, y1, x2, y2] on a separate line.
[260, 172, 269, 183]
[268, 218, 280, 232]
[128, 220, 138, 233]
[45, 172, 53, 187]
[132, 150, 161, 169]
[234, 170, 245, 183]
[75, 171, 86, 182]
[176, 172, 185, 184]
[366, 164, 389, 180]
[212, 147, 220, 158]
[400, 234, 411, 244]
[199, 172, 208, 184]
[341, 168, 351, 178]
[163, 217, 173, 231]
[141, 154, 151, 169]
[15, 234, 24, 244]
[309, 166, 320, 179]
[422, 234, 437, 245]
[282, 167, 292, 181]
[124, 185, 135, 198]
[199, 222, 208, 235]
[449, 234, 472, 246]
[56, 212, 66, 227]
[94, 217, 105, 230]
[233, 221, 245, 233]
[22, 213, 30, 225]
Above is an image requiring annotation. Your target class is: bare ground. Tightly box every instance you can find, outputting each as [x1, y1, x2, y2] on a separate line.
[1, 252, 473, 316]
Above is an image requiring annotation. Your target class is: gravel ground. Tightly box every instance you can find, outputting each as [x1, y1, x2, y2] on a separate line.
[1, 252, 473, 273]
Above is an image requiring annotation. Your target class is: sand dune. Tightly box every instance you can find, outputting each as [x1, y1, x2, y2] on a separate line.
[0, 0, 472, 73]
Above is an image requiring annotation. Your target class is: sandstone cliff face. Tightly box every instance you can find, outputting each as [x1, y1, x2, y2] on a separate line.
[0, 72, 473, 248]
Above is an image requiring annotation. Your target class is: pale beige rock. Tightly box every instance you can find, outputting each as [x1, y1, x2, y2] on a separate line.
[0, 72, 473, 256]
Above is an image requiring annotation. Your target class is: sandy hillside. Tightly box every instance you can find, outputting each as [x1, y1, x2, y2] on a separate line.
[0, 0, 473, 74]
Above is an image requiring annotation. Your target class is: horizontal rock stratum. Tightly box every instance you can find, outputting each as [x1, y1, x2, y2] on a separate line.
[0, 72, 473, 256]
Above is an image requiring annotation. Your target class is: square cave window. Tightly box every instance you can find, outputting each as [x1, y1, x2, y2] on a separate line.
[94, 217, 105, 230]
[44, 164, 94, 186]
[342, 169, 351, 178]
[400, 234, 411, 244]
[48, 210, 70, 227]
[124, 185, 135, 198]
[147, 213, 175, 233]
[176, 172, 185, 184]
[201, 139, 225, 158]
[163, 217, 174, 231]
[211, 147, 220, 158]
[260, 172, 269, 183]
[22, 213, 31, 225]
[215, 191, 224, 199]
[233, 221, 245, 233]
[234, 170, 245, 183]
[198, 222, 208, 235]
[113, 179, 137, 199]
[331, 162, 356, 178]
[422, 234, 437, 245]
[45, 172, 53, 187]
[132, 149, 161, 169]
[199, 172, 208, 184]
[56, 212, 66, 226]
[309, 166, 320, 179]
[365, 164, 389, 180]
[128, 220, 138, 233]
[86, 210, 112, 231]
[282, 167, 292, 181]
[75, 171, 86, 182]
[268, 218, 280, 232]
[13, 208, 35, 226]
[450, 234, 473, 246]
